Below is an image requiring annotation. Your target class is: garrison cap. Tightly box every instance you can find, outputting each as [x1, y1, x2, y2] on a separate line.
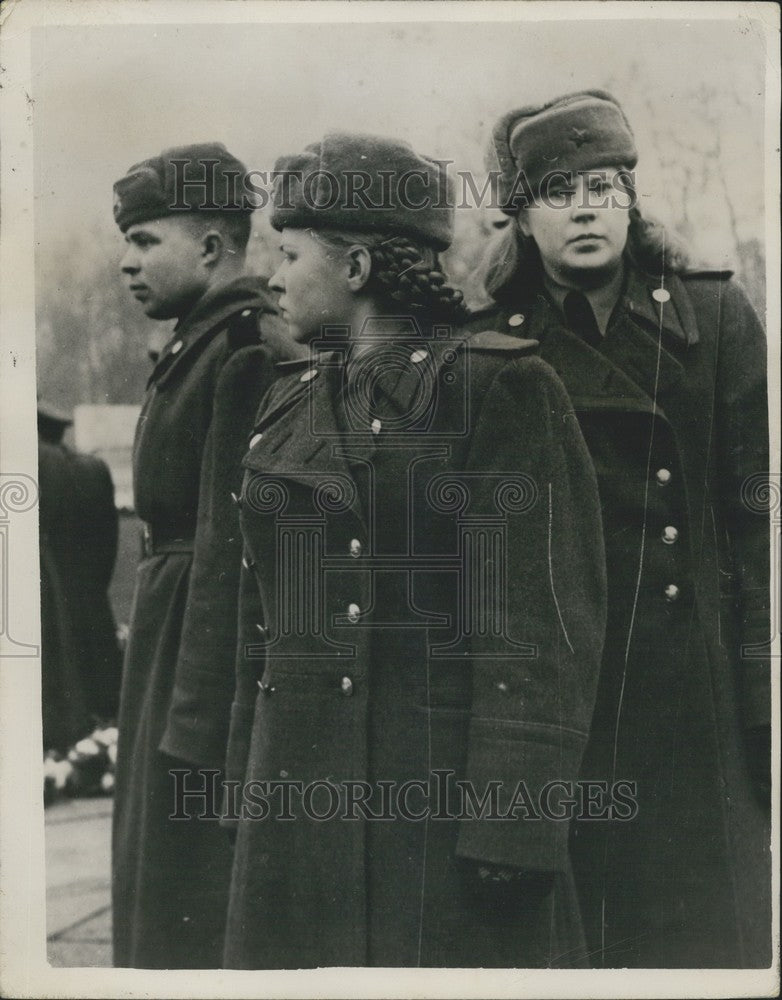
[490, 90, 637, 214]
[37, 398, 73, 426]
[271, 131, 455, 251]
[113, 142, 255, 232]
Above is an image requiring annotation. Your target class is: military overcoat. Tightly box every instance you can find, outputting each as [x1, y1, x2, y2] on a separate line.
[467, 260, 771, 967]
[112, 276, 290, 968]
[223, 325, 607, 968]
[38, 439, 93, 749]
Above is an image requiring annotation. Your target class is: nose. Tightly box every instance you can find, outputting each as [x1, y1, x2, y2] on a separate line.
[268, 264, 285, 293]
[570, 200, 596, 223]
[120, 245, 140, 275]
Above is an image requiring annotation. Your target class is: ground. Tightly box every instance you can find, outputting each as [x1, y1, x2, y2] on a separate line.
[46, 796, 112, 967]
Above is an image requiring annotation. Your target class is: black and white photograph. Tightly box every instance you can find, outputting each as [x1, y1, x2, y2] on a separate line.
[0, 1, 778, 997]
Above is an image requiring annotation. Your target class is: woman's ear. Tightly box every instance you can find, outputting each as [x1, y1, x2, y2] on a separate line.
[201, 230, 225, 267]
[346, 245, 373, 292]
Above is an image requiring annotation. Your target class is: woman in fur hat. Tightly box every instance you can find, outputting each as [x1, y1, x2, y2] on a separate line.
[222, 131, 607, 968]
[468, 90, 771, 968]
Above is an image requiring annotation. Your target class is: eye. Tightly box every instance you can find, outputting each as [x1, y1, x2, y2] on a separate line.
[546, 187, 574, 207]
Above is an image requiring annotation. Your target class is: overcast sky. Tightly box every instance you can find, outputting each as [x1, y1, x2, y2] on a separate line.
[32, 13, 769, 263]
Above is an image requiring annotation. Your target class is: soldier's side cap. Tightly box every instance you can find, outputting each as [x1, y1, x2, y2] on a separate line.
[490, 90, 638, 214]
[113, 142, 255, 232]
[270, 131, 455, 251]
[37, 398, 73, 425]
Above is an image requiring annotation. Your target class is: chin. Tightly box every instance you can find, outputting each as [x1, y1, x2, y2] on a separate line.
[143, 302, 176, 320]
[562, 256, 621, 287]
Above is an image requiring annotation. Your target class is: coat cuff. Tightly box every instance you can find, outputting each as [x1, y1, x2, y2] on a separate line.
[454, 717, 586, 873]
[159, 666, 233, 768]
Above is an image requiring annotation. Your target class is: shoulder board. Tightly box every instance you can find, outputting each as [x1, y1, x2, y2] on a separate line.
[466, 330, 539, 353]
[275, 357, 311, 372]
[681, 268, 734, 281]
[226, 307, 263, 351]
[466, 304, 501, 322]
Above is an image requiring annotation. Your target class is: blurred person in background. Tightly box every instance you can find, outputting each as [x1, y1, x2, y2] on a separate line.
[110, 142, 303, 969]
[38, 399, 121, 749]
[469, 89, 771, 967]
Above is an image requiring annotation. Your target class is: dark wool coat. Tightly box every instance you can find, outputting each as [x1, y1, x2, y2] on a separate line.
[38, 439, 93, 749]
[223, 326, 607, 968]
[59, 448, 122, 717]
[467, 261, 771, 967]
[112, 276, 290, 969]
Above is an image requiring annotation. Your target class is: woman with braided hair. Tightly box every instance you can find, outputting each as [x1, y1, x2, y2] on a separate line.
[222, 132, 606, 968]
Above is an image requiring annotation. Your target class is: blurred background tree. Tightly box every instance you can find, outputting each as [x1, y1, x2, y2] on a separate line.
[34, 18, 769, 412]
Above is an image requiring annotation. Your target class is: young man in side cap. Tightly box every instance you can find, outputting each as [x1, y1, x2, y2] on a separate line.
[111, 143, 301, 968]
[467, 91, 771, 968]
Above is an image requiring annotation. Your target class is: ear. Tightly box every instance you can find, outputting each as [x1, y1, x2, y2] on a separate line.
[345, 244, 373, 293]
[201, 229, 225, 267]
[516, 210, 532, 239]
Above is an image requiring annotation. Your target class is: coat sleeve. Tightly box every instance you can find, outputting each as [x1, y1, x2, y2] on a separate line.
[159, 341, 274, 768]
[715, 281, 770, 732]
[223, 377, 288, 793]
[454, 354, 606, 873]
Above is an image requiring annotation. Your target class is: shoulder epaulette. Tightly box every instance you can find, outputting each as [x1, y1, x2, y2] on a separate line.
[681, 267, 734, 281]
[275, 357, 311, 372]
[226, 307, 262, 350]
[466, 330, 539, 353]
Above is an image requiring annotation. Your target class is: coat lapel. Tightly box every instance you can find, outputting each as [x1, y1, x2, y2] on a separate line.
[243, 357, 368, 528]
[149, 278, 279, 390]
[524, 294, 663, 417]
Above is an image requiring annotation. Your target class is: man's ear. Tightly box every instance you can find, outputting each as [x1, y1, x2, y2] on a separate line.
[346, 245, 373, 293]
[201, 230, 225, 267]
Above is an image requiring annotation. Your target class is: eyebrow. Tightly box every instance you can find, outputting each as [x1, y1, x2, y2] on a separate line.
[126, 229, 161, 242]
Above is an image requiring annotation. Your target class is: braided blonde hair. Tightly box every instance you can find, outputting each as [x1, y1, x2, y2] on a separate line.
[312, 230, 468, 325]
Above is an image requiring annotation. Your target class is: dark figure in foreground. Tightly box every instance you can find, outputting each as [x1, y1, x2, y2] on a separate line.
[38, 400, 121, 749]
[223, 132, 606, 968]
[110, 143, 300, 968]
[470, 90, 771, 967]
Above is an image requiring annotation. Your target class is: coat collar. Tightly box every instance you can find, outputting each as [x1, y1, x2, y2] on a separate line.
[623, 268, 700, 347]
[485, 263, 694, 414]
[243, 352, 368, 526]
[242, 337, 470, 528]
[524, 297, 665, 417]
[148, 275, 278, 390]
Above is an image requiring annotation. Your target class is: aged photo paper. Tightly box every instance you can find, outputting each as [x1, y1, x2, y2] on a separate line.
[0, 1, 779, 997]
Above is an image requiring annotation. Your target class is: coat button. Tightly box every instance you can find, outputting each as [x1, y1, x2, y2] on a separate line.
[249, 432, 263, 448]
[300, 369, 318, 383]
[371, 418, 382, 435]
[257, 679, 275, 695]
[497, 680, 509, 693]
[340, 676, 354, 696]
[242, 555, 255, 570]
[664, 584, 680, 602]
[349, 538, 362, 558]
[230, 491, 242, 507]
[241, 309, 252, 318]
[662, 526, 679, 545]
[170, 340, 183, 355]
[410, 349, 428, 364]
[508, 313, 525, 327]
[255, 623, 267, 635]
[347, 603, 360, 623]
[652, 288, 671, 303]
[655, 468, 672, 486]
